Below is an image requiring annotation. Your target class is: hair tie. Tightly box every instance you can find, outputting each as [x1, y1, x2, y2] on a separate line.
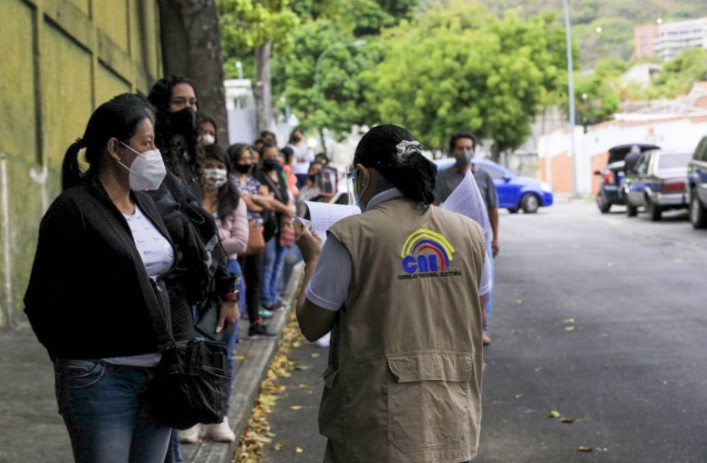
[395, 140, 421, 162]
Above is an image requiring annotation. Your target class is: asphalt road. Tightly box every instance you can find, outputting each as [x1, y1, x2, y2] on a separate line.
[263, 201, 707, 463]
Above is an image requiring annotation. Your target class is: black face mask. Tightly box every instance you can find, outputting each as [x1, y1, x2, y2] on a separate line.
[292, 135, 302, 143]
[166, 107, 197, 136]
[262, 158, 279, 171]
[233, 163, 251, 174]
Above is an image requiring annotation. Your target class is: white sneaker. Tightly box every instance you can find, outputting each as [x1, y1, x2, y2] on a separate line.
[179, 424, 202, 444]
[207, 417, 236, 442]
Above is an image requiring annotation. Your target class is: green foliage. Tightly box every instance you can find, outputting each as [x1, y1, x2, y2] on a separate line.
[272, 20, 384, 134]
[364, 2, 568, 152]
[219, 0, 300, 53]
[648, 48, 707, 97]
[574, 66, 622, 126]
[478, 0, 705, 67]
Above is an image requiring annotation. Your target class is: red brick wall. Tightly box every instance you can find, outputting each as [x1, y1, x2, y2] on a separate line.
[550, 153, 573, 193]
[591, 152, 609, 196]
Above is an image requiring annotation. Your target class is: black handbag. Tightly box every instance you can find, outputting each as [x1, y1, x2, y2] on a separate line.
[145, 279, 230, 430]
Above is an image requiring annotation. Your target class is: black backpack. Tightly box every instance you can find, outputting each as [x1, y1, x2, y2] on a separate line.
[163, 173, 227, 306]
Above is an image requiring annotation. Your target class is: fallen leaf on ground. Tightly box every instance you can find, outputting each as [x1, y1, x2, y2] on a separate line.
[290, 405, 303, 411]
[561, 418, 576, 423]
[562, 318, 575, 324]
[565, 326, 576, 332]
[515, 394, 523, 399]
[298, 383, 310, 389]
[548, 410, 561, 418]
[515, 299, 524, 305]
[233, 355, 246, 361]
[577, 446, 593, 453]
[295, 447, 303, 453]
[274, 440, 285, 451]
[310, 353, 320, 358]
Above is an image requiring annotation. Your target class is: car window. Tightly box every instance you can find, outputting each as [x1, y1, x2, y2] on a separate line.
[658, 153, 691, 170]
[694, 137, 707, 162]
[477, 164, 505, 180]
[635, 155, 650, 175]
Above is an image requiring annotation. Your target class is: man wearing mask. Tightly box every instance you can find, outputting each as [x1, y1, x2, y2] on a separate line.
[435, 132, 498, 346]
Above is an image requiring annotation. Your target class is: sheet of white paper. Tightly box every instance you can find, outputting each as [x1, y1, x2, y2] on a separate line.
[441, 170, 491, 234]
[304, 201, 361, 240]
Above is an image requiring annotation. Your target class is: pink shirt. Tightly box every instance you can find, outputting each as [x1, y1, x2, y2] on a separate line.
[214, 198, 249, 260]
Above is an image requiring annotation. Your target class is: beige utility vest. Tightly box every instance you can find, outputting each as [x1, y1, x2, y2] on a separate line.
[321, 197, 486, 463]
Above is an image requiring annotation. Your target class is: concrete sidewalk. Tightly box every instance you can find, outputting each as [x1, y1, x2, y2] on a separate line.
[0, 301, 294, 463]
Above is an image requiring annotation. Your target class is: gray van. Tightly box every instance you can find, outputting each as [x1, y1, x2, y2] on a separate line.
[687, 136, 707, 229]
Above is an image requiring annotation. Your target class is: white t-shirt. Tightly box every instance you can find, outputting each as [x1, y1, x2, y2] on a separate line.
[289, 143, 314, 175]
[305, 189, 491, 311]
[103, 204, 175, 367]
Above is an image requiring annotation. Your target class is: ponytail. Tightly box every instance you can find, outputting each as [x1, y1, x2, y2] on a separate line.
[60, 93, 153, 191]
[354, 125, 437, 205]
[382, 150, 436, 205]
[61, 138, 86, 191]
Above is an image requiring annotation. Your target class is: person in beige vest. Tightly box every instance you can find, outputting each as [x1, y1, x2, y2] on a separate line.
[295, 124, 489, 463]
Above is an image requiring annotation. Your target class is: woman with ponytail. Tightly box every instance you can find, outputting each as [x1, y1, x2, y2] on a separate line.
[293, 124, 490, 463]
[24, 93, 184, 462]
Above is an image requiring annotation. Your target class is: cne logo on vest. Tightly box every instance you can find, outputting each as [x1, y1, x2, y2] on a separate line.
[398, 228, 463, 280]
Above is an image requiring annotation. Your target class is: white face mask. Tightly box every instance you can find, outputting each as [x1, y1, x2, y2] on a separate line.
[200, 133, 215, 145]
[118, 142, 167, 191]
[203, 167, 228, 189]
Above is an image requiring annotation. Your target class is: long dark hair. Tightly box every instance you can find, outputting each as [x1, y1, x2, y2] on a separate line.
[148, 75, 201, 182]
[353, 124, 436, 205]
[61, 93, 153, 191]
[204, 144, 241, 221]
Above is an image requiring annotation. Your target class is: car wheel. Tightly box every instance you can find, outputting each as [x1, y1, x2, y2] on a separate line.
[626, 202, 638, 217]
[507, 208, 519, 214]
[596, 194, 611, 213]
[690, 193, 707, 229]
[520, 194, 540, 213]
[645, 196, 662, 221]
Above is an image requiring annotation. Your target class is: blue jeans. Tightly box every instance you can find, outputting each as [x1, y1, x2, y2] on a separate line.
[54, 359, 171, 463]
[261, 237, 288, 306]
[224, 259, 245, 414]
[484, 238, 494, 331]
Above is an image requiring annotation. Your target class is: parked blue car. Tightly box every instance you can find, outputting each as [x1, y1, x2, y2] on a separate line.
[435, 158, 554, 213]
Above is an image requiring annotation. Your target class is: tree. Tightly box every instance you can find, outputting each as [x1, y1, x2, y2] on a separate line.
[269, 0, 416, 143]
[219, 0, 299, 134]
[158, 0, 230, 145]
[364, 2, 568, 154]
[648, 48, 707, 97]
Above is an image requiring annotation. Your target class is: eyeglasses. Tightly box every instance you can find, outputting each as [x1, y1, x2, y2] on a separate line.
[346, 164, 356, 180]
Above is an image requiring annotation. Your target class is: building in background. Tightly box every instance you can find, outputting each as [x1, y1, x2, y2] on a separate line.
[0, 0, 163, 328]
[635, 17, 707, 61]
[538, 83, 707, 196]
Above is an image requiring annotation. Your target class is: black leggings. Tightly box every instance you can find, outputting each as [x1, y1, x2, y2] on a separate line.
[238, 251, 264, 324]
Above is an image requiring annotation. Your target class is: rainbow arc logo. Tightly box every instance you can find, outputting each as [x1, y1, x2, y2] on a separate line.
[400, 228, 455, 274]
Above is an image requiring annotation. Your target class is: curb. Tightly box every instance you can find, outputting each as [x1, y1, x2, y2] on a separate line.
[181, 263, 304, 463]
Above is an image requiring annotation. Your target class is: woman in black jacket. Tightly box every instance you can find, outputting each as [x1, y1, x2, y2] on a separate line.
[24, 94, 179, 462]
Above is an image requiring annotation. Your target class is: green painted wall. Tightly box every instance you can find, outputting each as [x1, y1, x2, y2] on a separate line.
[0, 0, 163, 328]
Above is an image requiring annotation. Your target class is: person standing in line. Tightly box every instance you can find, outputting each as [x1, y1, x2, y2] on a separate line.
[435, 132, 498, 346]
[179, 144, 249, 444]
[295, 124, 489, 463]
[287, 127, 314, 188]
[197, 112, 217, 147]
[24, 93, 181, 463]
[257, 143, 296, 312]
[147, 76, 238, 461]
[228, 143, 278, 338]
